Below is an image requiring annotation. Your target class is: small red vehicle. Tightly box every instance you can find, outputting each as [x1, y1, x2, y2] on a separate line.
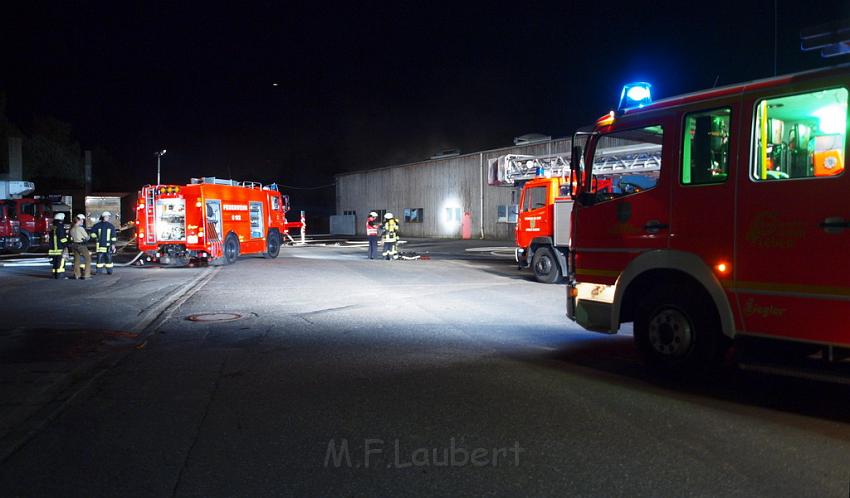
[0, 204, 21, 251]
[135, 177, 303, 266]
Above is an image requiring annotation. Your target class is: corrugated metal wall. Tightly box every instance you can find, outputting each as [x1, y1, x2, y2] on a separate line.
[335, 137, 572, 240]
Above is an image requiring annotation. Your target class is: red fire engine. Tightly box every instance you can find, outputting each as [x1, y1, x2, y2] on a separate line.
[0, 203, 21, 251]
[489, 152, 614, 283]
[565, 68, 850, 380]
[0, 198, 53, 251]
[135, 177, 303, 266]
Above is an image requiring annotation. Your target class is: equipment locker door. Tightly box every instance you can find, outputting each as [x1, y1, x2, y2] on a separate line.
[734, 86, 850, 346]
[206, 200, 222, 240]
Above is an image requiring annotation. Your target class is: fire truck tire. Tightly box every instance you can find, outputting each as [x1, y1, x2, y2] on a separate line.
[19, 232, 31, 252]
[634, 285, 721, 372]
[264, 232, 281, 259]
[224, 233, 240, 265]
[531, 247, 561, 284]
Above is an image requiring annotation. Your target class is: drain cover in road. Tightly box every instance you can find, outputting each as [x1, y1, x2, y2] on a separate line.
[186, 312, 243, 322]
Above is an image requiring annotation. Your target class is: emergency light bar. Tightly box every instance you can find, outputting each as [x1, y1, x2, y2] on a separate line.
[618, 82, 652, 110]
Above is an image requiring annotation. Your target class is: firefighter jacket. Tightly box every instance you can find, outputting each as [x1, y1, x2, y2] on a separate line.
[382, 219, 399, 242]
[366, 218, 380, 236]
[90, 221, 118, 252]
[48, 222, 68, 256]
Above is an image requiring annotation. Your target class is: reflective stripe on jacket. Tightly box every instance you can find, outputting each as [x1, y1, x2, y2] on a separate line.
[91, 221, 117, 252]
[366, 219, 379, 236]
[48, 223, 68, 256]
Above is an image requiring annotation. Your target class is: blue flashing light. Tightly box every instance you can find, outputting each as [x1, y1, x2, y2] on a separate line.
[619, 82, 653, 110]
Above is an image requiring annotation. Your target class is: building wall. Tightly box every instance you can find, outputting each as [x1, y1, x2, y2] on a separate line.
[335, 137, 572, 240]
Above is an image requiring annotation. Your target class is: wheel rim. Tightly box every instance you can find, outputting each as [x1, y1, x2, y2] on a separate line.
[647, 308, 694, 358]
[534, 254, 552, 276]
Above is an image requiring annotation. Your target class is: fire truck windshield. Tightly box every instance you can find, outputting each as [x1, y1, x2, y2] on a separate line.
[587, 125, 663, 202]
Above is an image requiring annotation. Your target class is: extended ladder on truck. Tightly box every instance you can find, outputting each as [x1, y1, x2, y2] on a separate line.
[489, 142, 662, 187]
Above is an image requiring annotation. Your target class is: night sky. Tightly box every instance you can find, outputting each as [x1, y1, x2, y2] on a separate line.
[3, 0, 849, 209]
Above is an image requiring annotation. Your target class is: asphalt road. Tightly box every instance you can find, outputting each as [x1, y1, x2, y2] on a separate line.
[1, 241, 850, 497]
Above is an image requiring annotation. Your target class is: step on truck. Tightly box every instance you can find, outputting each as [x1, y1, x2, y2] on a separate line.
[566, 70, 850, 382]
[136, 177, 303, 266]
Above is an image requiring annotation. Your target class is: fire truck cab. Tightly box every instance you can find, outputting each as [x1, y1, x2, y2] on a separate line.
[136, 177, 301, 266]
[0, 198, 52, 251]
[567, 69, 850, 379]
[0, 204, 21, 251]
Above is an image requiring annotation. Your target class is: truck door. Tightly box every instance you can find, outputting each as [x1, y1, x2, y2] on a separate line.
[670, 103, 738, 320]
[572, 122, 670, 285]
[517, 180, 550, 248]
[735, 86, 850, 346]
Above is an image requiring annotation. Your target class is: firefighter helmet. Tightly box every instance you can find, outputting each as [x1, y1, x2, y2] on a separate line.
[53, 212, 65, 221]
[76, 213, 86, 221]
[369, 211, 378, 218]
[384, 212, 394, 220]
[102, 211, 112, 219]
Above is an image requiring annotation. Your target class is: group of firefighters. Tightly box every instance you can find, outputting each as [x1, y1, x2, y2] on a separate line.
[47, 211, 118, 280]
[365, 211, 400, 260]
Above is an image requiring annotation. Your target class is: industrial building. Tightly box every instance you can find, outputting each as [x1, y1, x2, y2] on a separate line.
[334, 135, 571, 240]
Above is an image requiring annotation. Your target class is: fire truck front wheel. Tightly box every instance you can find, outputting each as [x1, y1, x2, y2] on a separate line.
[19, 231, 31, 252]
[224, 233, 240, 265]
[634, 285, 721, 372]
[531, 247, 561, 284]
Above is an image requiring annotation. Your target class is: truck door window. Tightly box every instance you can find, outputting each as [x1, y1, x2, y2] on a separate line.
[523, 186, 547, 212]
[752, 87, 847, 180]
[249, 202, 263, 239]
[591, 125, 663, 201]
[682, 108, 730, 185]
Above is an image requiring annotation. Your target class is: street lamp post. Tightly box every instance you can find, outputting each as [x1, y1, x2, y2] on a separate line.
[155, 149, 167, 185]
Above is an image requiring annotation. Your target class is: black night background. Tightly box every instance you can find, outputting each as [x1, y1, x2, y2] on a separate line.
[2, 0, 848, 216]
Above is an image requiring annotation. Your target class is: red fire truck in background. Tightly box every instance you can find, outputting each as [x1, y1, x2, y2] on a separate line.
[136, 177, 303, 266]
[0, 198, 53, 251]
[489, 154, 573, 283]
[566, 68, 850, 381]
[489, 153, 617, 283]
[0, 203, 21, 251]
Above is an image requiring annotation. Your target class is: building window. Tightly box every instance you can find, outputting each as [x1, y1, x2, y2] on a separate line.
[404, 208, 423, 223]
[752, 87, 847, 181]
[342, 210, 356, 216]
[682, 108, 731, 185]
[497, 205, 518, 223]
[445, 207, 461, 223]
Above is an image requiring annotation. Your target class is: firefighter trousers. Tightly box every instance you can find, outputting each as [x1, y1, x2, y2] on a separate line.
[71, 244, 92, 279]
[383, 240, 397, 260]
[50, 255, 66, 278]
[368, 235, 378, 259]
[95, 250, 114, 274]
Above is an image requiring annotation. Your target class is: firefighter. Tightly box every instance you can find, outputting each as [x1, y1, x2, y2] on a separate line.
[366, 211, 381, 259]
[382, 212, 399, 260]
[47, 212, 68, 279]
[90, 211, 118, 275]
[69, 213, 92, 280]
